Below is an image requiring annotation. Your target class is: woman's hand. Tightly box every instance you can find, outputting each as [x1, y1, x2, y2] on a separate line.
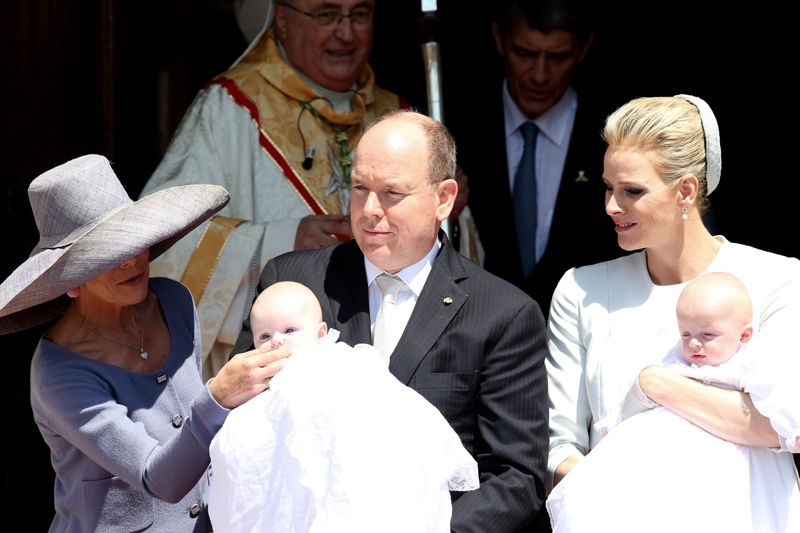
[208, 345, 291, 409]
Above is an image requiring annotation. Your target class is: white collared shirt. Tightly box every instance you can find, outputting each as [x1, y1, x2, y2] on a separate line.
[503, 84, 578, 262]
[365, 240, 441, 343]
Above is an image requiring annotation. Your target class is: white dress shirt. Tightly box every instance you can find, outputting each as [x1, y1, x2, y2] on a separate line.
[503, 85, 578, 263]
[365, 240, 441, 346]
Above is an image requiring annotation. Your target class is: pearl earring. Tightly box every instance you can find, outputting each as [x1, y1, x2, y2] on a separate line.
[681, 205, 689, 221]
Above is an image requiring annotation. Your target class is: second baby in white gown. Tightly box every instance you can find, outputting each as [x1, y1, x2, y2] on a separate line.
[547, 272, 800, 533]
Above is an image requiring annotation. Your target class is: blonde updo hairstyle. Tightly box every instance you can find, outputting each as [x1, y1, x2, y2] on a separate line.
[602, 97, 711, 213]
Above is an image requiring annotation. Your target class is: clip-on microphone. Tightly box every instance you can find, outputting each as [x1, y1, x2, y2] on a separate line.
[302, 147, 316, 170]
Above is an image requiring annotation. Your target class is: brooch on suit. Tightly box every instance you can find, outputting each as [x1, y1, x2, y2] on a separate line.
[443, 296, 453, 305]
[575, 170, 589, 183]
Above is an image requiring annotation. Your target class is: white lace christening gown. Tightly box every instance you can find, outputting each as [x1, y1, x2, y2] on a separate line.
[547, 348, 800, 533]
[209, 331, 479, 533]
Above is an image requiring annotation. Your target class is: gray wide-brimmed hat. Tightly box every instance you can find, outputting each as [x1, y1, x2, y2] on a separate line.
[0, 154, 230, 334]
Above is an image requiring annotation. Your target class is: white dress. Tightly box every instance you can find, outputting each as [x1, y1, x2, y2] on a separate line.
[546, 238, 800, 531]
[547, 345, 800, 533]
[208, 331, 479, 533]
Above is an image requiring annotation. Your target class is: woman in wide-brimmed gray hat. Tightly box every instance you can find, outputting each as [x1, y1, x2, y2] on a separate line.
[0, 154, 289, 532]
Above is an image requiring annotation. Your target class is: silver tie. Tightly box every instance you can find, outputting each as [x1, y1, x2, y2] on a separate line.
[372, 274, 406, 358]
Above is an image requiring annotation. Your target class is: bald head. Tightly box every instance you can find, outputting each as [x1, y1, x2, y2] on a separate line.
[678, 272, 753, 325]
[361, 110, 457, 187]
[676, 272, 753, 367]
[250, 281, 327, 351]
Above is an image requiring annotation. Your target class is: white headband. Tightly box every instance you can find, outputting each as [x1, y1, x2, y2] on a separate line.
[674, 94, 721, 195]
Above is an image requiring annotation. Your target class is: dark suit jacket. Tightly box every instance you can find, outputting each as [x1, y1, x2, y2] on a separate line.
[453, 87, 620, 316]
[234, 235, 549, 533]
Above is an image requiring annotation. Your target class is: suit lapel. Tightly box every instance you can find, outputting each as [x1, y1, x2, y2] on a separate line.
[324, 241, 371, 345]
[388, 236, 468, 384]
[465, 90, 523, 281]
[543, 102, 607, 260]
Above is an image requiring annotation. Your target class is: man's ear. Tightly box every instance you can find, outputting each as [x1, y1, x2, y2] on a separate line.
[491, 22, 505, 57]
[318, 321, 328, 339]
[273, 4, 289, 41]
[577, 32, 595, 64]
[435, 178, 458, 223]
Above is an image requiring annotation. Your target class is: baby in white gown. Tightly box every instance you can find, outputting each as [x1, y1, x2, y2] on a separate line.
[208, 282, 479, 533]
[547, 272, 800, 533]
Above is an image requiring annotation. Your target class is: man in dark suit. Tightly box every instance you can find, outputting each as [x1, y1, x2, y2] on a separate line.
[451, 0, 618, 316]
[234, 110, 549, 532]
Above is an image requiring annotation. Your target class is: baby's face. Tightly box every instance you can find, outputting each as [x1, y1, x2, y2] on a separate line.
[677, 313, 744, 367]
[252, 310, 324, 352]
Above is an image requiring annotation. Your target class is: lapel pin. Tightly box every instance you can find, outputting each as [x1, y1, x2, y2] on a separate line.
[443, 296, 453, 305]
[156, 374, 168, 384]
[575, 170, 588, 183]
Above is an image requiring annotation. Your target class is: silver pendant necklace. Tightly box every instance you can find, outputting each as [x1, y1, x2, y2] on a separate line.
[72, 301, 148, 360]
